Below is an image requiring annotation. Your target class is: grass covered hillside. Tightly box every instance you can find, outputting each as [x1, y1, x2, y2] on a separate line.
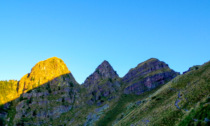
[0, 80, 18, 105]
[0, 57, 209, 126]
[103, 61, 210, 126]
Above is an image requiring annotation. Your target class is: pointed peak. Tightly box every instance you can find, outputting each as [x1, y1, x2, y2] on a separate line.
[96, 60, 117, 75]
[101, 60, 109, 64]
[83, 60, 119, 86]
[97, 60, 112, 68]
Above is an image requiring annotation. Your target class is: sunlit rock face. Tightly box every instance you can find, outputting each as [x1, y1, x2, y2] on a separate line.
[123, 58, 179, 95]
[17, 57, 71, 95]
[0, 80, 18, 105]
[11, 57, 80, 125]
[1, 57, 209, 126]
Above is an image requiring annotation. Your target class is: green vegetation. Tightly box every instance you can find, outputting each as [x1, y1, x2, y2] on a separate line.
[0, 58, 209, 126]
[178, 97, 210, 126]
[113, 61, 210, 126]
[97, 85, 165, 126]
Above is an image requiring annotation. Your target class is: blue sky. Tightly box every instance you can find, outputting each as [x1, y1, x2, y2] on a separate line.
[0, 0, 210, 84]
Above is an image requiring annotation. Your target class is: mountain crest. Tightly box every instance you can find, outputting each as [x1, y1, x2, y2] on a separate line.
[17, 57, 71, 94]
[83, 60, 118, 87]
[96, 60, 118, 78]
[123, 58, 179, 95]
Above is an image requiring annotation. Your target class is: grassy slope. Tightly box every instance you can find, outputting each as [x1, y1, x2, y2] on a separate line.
[1, 60, 209, 126]
[112, 61, 210, 126]
[0, 80, 18, 105]
[96, 85, 166, 126]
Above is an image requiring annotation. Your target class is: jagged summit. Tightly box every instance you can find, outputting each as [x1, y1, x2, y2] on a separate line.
[1, 57, 210, 126]
[126, 58, 168, 75]
[96, 60, 118, 78]
[17, 57, 71, 94]
[82, 60, 120, 105]
[123, 58, 179, 95]
[83, 60, 118, 87]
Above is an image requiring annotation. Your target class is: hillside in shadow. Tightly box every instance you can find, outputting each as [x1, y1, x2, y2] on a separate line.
[0, 72, 80, 126]
[1, 57, 209, 126]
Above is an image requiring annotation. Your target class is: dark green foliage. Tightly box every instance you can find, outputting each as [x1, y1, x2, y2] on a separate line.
[62, 97, 65, 103]
[19, 95, 27, 101]
[16, 121, 24, 126]
[96, 69, 100, 74]
[178, 97, 210, 126]
[27, 90, 32, 93]
[97, 94, 136, 126]
[36, 87, 42, 92]
[26, 97, 32, 104]
[0, 105, 5, 111]
[108, 78, 113, 83]
[46, 83, 52, 93]
[97, 87, 162, 126]
[0, 117, 5, 126]
[69, 82, 74, 87]
[33, 110, 37, 116]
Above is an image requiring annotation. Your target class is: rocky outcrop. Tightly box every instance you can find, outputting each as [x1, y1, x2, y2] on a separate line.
[1, 57, 184, 125]
[123, 58, 179, 95]
[10, 57, 80, 125]
[82, 60, 120, 105]
[17, 57, 71, 95]
[83, 60, 119, 87]
[183, 65, 201, 74]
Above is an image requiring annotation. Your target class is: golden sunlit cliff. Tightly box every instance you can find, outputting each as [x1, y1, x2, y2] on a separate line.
[17, 57, 71, 95]
[0, 57, 71, 105]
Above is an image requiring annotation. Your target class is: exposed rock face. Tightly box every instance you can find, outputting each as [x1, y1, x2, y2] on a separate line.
[1, 57, 184, 125]
[11, 57, 80, 125]
[17, 57, 71, 95]
[123, 58, 179, 95]
[83, 60, 120, 105]
[83, 60, 119, 87]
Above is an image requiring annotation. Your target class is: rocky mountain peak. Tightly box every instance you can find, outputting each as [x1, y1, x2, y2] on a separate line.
[17, 57, 71, 94]
[83, 60, 118, 87]
[123, 58, 179, 95]
[30, 57, 70, 77]
[135, 58, 168, 71]
[82, 60, 120, 105]
[96, 60, 118, 78]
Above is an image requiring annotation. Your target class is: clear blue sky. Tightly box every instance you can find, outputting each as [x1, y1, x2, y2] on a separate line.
[0, 0, 210, 84]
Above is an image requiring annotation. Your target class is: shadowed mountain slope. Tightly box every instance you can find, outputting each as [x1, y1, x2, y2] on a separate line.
[122, 58, 179, 95]
[0, 57, 209, 126]
[17, 57, 72, 95]
[82, 60, 121, 105]
[83, 60, 119, 87]
[112, 61, 210, 126]
[0, 57, 80, 125]
[0, 57, 73, 106]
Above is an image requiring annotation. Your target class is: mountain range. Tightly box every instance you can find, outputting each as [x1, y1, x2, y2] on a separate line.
[0, 57, 209, 126]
